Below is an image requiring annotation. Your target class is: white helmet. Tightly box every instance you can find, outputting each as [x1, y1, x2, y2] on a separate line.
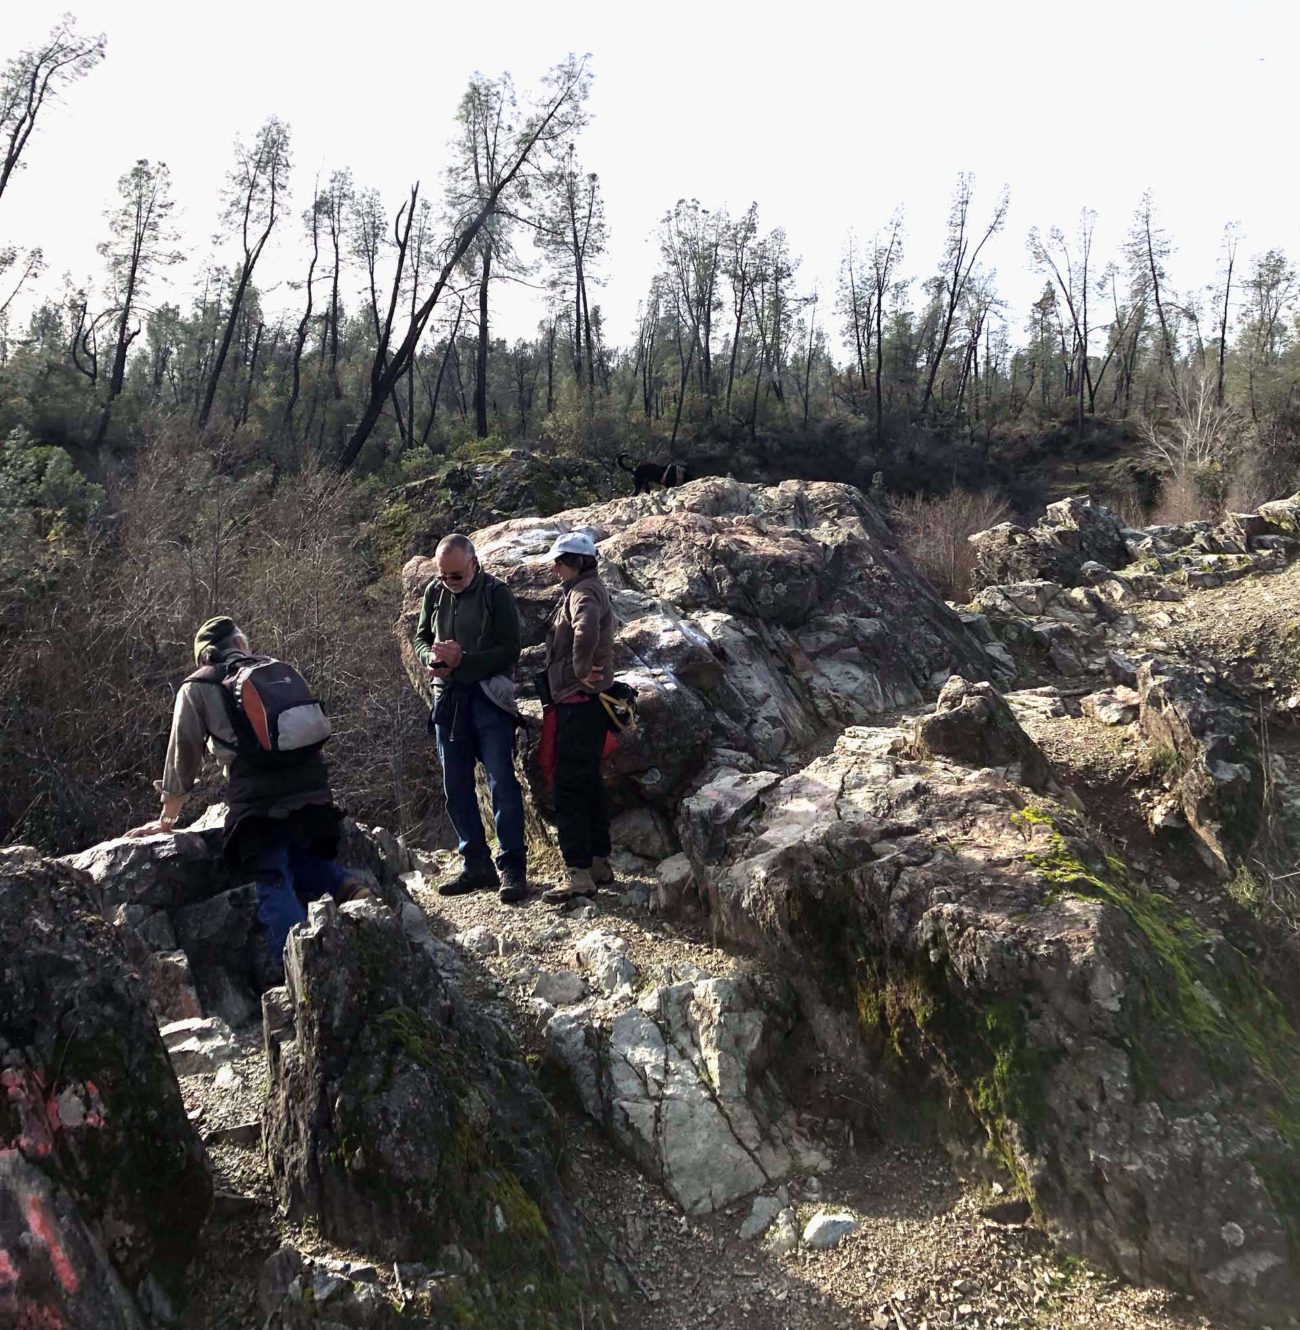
[546, 531, 598, 559]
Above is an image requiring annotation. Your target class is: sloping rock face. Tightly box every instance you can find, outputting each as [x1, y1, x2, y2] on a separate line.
[545, 976, 826, 1215]
[1134, 655, 1262, 874]
[263, 892, 585, 1309]
[687, 716, 1300, 1325]
[399, 478, 997, 816]
[0, 847, 211, 1325]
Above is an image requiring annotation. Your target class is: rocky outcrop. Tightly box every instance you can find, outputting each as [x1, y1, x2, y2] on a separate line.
[1134, 655, 1262, 874]
[967, 494, 1300, 685]
[64, 815, 407, 1030]
[682, 714, 1300, 1325]
[1251, 492, 1300, 540]
[0, 847, 211, 1325]
[545, 975, 827, 1215]
[903, 675, 1054, 792]
[376, 449, 611, 570]
[263, 891, 585, 1300]
[969, 497, 1129, 589]
[398, 478, 997, 827]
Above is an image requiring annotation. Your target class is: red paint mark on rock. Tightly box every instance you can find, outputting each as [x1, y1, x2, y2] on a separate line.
[23, 1193, 80, 1295]
[0, 1245, 16, 1285]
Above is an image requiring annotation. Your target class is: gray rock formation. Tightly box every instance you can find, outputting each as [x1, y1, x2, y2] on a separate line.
[263, 893, 584, 1296]
[1134, 655, 1262, 874]
[688, 718, 1300, 1325]
[969, 497, 1129, 590]
[0, 849, 211, 1324]
[902, 675, 1054, 792]
[61, 815, 407, 1032]
[967, 494, 1300, 686]
[398, 478, 994, 837]
[545, 975, 826, 1215]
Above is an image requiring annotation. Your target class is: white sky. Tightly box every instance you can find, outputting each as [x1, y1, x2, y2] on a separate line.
[3, 0, 1297, 357]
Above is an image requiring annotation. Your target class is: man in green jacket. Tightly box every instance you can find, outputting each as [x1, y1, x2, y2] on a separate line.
[414, 533, 529, 903]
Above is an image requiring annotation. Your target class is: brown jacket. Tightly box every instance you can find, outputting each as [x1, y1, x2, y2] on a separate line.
[546, 570, 615, 702]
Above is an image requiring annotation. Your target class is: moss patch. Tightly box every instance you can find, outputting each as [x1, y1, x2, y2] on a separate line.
[1014, 805, 1300, 1241]
[318, 917, 598, 1326]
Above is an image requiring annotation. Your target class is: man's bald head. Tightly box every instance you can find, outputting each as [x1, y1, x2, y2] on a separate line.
[435, 533, 478, 592]
[435, 533, 475, 560]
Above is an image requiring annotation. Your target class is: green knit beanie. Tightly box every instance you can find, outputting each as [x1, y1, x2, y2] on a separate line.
[193, 615, 239, 664]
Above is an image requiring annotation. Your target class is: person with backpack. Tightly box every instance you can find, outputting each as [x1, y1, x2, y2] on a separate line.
[127, 615, 360, 958]
[538, 532, 617, 905]
[414, 533, 530, 904]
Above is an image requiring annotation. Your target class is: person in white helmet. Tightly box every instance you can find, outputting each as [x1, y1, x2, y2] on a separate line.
[538, 530, 616, 903]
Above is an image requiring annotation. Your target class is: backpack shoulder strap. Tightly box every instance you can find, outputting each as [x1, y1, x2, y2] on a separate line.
[183, 657, 259, 750]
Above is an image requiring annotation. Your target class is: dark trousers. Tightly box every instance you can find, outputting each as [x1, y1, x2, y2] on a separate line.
[434, 692, 526, 868]
[553, 698, 611, 869]
[249, 827, 350, 957]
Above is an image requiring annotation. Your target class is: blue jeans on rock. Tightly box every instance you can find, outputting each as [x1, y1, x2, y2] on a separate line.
[252, 832, 353, 958]
[435, 691, 526, 869]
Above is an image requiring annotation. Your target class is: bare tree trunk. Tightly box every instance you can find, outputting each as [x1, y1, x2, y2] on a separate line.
[474, 245, 492, 438]
[581, 279, 595, 391]
[545, 318, 555, 412]
[801, 297, 816, 430]
[725, 300, 744, 414]
[1217, 234, 1236, 407]
[1145, 216, 1178, 396]
[429, 297, 466, 436]
[237, 321, 264, 427]
[284, 194, 320, 431]
[670, 338, 696, 448]
[846, 252, 869, 392]
[874, 298, 886, 439]
[198, 259, 259, 430]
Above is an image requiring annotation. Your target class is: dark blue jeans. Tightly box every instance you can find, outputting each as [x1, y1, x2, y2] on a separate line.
[252, 831, 352, 958]
[435, 692, 526, 868]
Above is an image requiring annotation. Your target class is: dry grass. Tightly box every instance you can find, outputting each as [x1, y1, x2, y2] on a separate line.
[892, 489, 1011, 601]
[0, 422, 441, 854]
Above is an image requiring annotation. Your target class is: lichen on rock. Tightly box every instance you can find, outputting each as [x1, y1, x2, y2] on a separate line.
[263, 893, 593, 1316]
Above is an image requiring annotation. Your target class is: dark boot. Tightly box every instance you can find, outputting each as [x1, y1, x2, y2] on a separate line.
[438, 858, 499, 897]
[498, 857, 530, 905]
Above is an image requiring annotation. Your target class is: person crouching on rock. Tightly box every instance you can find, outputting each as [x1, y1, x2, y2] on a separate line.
[127, 616, 361, 959]
[539, 532, 616, 905]
[414, 534, 530, 904]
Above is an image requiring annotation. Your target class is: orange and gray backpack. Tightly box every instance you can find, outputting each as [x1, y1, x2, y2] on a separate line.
[187, 654, 331, 764]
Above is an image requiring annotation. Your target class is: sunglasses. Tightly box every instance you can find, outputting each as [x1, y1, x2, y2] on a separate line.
[440, 562, 475, 584]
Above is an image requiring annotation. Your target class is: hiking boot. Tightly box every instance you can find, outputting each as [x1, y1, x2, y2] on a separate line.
[438, 861, 499, 897]
[541, 865, 597, 904]
[498, 859, 530, 905]
[335, 873, 378, 904]
[590, 856, 615, 887]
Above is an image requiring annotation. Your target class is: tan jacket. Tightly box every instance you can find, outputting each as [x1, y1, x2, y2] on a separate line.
[545, 570, 615, 703]
[161, 682, 239, 797]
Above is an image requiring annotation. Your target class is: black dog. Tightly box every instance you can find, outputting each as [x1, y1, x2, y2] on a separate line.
[617, 453, 693, 495]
